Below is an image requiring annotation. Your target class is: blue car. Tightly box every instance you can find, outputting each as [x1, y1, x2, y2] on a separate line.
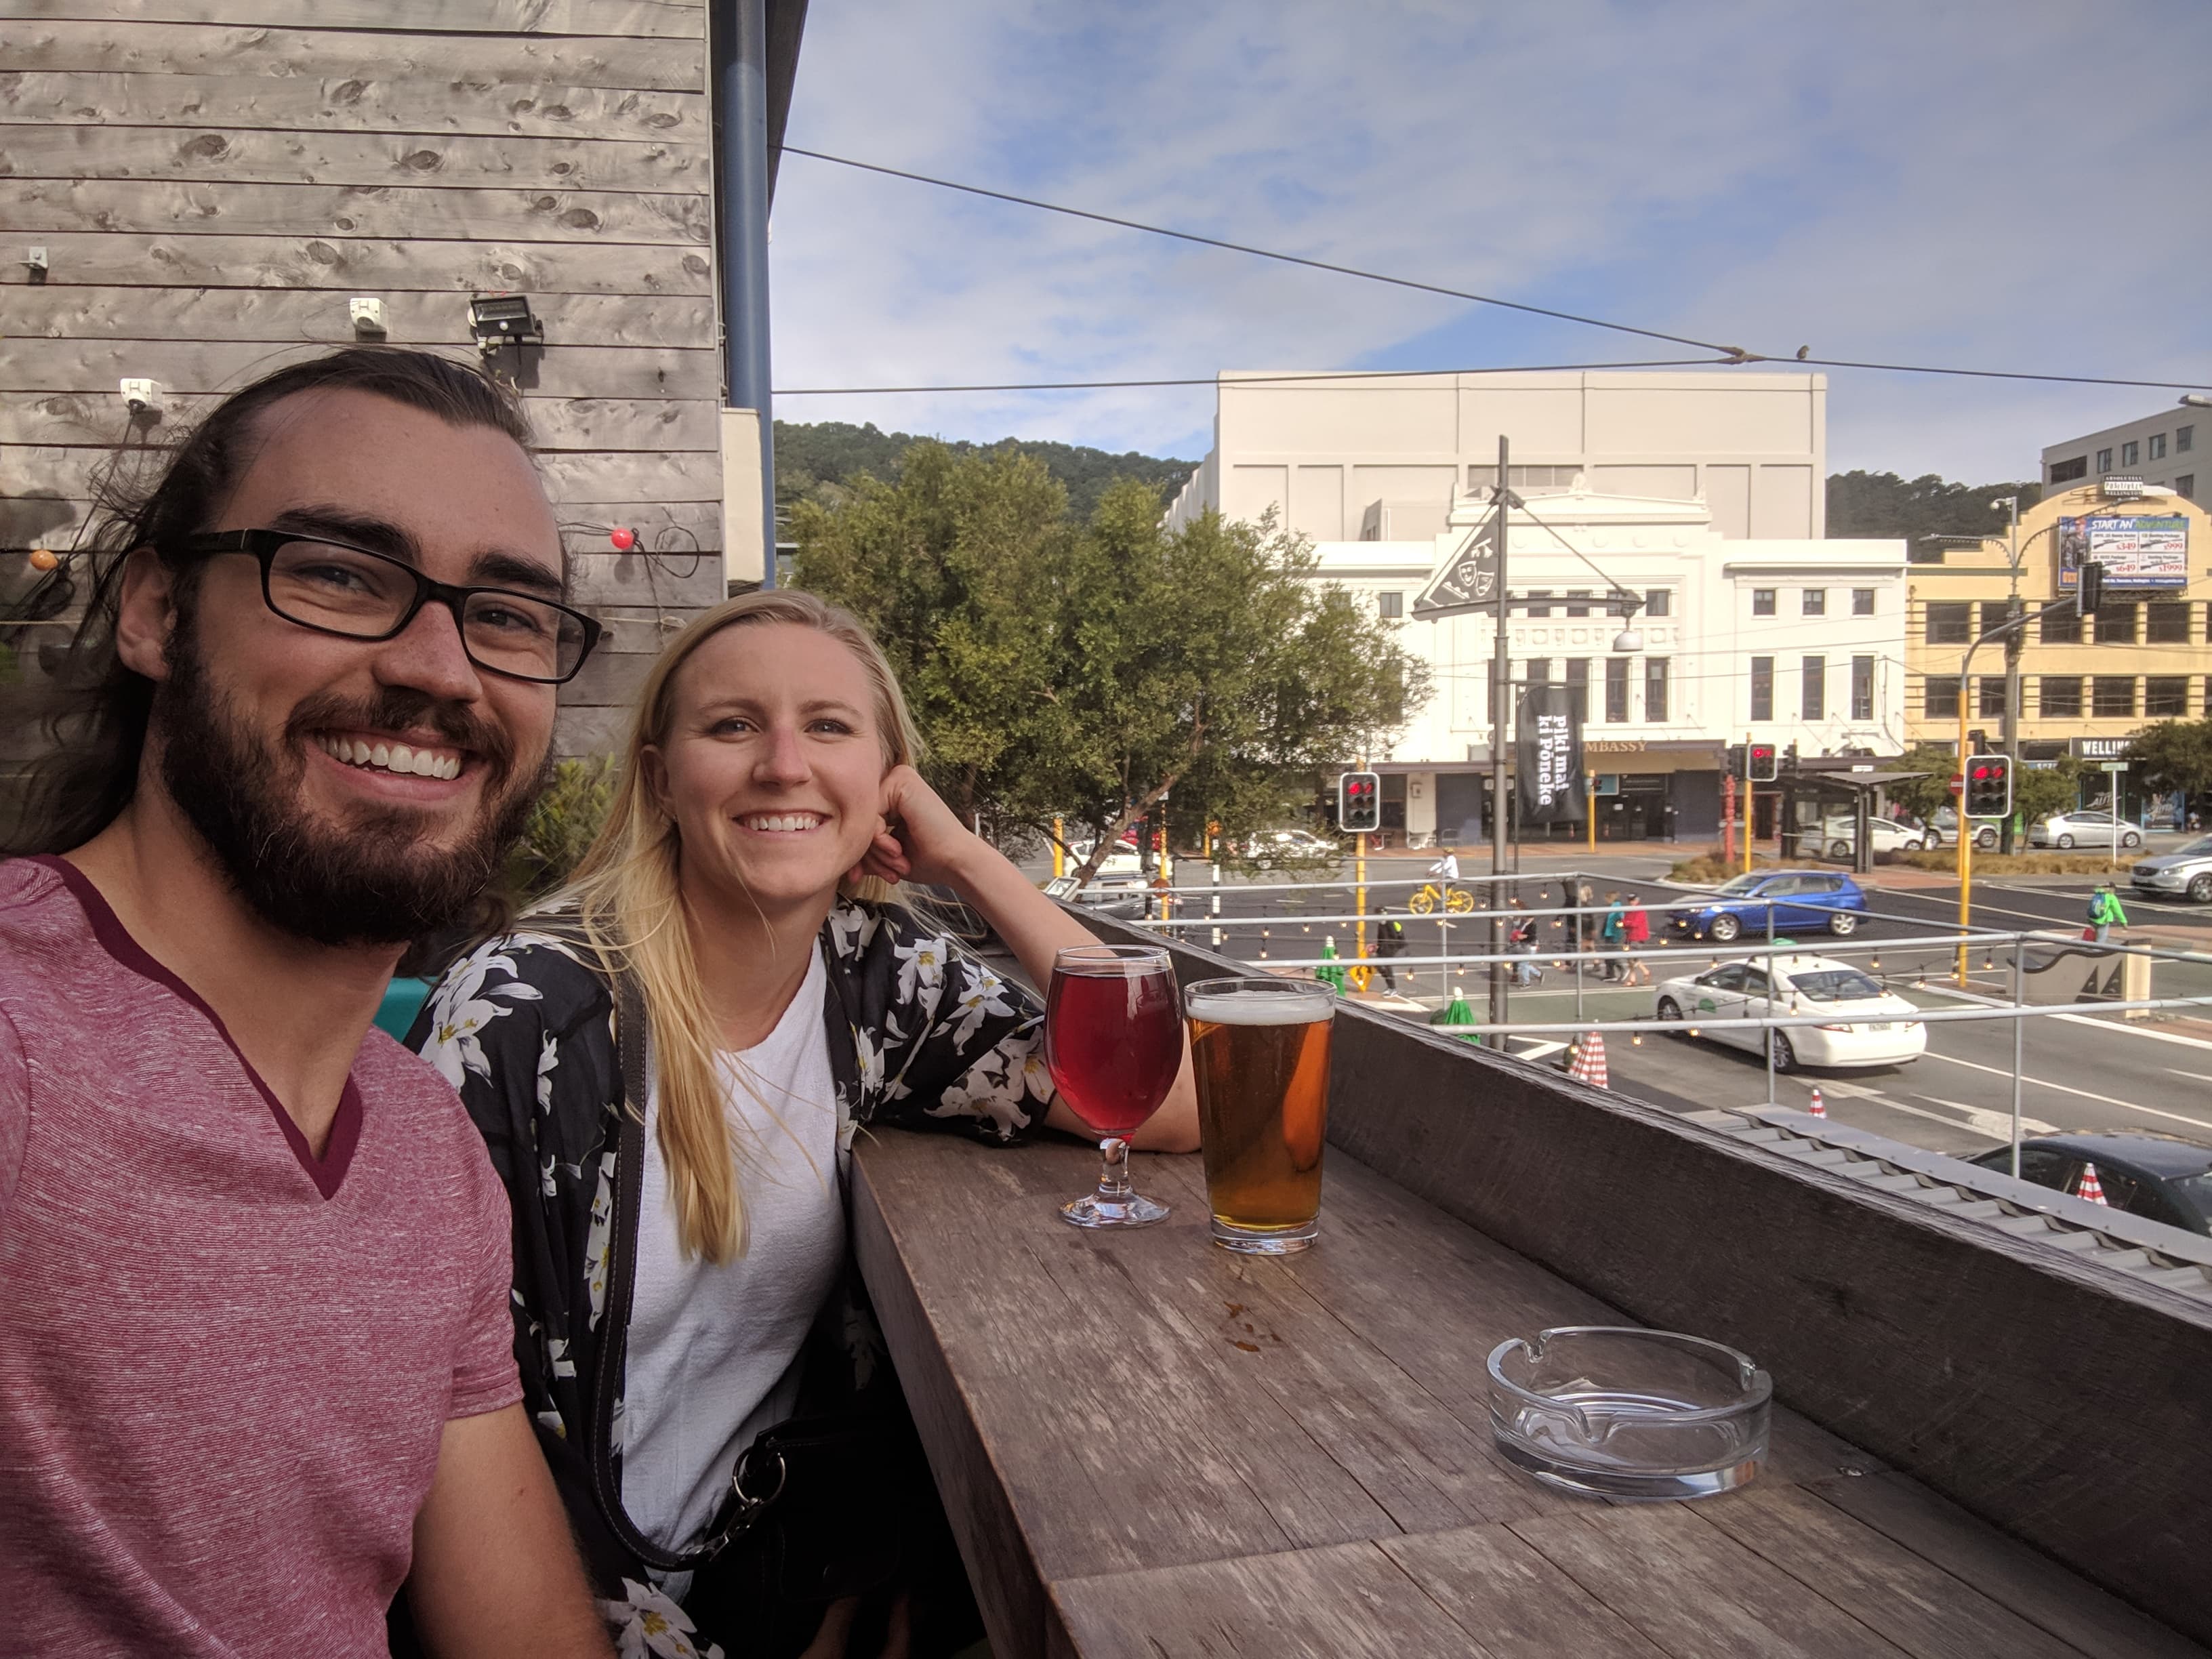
[1667, 870, 1868, 943]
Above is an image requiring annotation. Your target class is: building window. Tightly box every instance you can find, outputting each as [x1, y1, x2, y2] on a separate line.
[2121, 440, 2140, 467]
[1851, 656, 1875, 720]
[2041, 676, 2083, 718]
[1752, 589, 1777, 617]
[2179, 424, 2193, 453]
[1979, 600, 2014, 640]
[1522, 591, 1554, 617]
[2095, 601, 2138, 644]
[1925, 678, 1961, 719]
[1644, 589, 1671, 617]
[1924, 600, 1971, 644]
[1645, 658, 1670, 722]
[1566, 590, 1591, 617]
[1750, 657, 1774, 721]
[2040, 600, 2083, 644]
[1978, 676, 2007, 718]
[1565, 658, 1589, 722]
[2150, 434, 2167, 461]
[2097, 447, 2113, 472]
[2179, 473, 2196, 501]
[1377, 590, 1403, 619]
[2093, 676, 2137, 718]
[2146, 676, 2189, 717]
[1801, 657, 1826, 720]
[1605, 656, 1629, 723]
[1851, 588, 1875, 615]
[2146, 600, 2190, 643]
[1801, 589, 1826, 616]
[1525, 657, 1551, 687]
[2049, 455, 2088, 483]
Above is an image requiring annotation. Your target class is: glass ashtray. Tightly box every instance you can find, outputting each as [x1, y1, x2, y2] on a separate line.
[1486, 1326, 1770, 1500]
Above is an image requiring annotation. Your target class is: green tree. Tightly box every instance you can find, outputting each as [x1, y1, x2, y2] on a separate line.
[2125, 719, 2212, 800]
[1826, 471, 2041, 545]
[791, 452, 1426, 886]
[775, 419, 1196, 523]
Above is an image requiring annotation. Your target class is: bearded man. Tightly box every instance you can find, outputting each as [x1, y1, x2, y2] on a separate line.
[0, 349, 613, 1656]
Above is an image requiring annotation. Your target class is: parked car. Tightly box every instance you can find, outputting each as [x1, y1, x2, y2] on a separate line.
[1666, 871, 1868, 943]
[1652, 952, 1926, 1071]
[2131, 836, 2212, 903]
[1066, 838, 1143, 877]
[2029, 811, 2143, 851]
[1244, 827, 1342, 865]
[1928, 807, 1999, 851]
[1044, 872, 1149, 920]
[1965, 1133, 2212, 1236]
[1817, 816, 1932, 859]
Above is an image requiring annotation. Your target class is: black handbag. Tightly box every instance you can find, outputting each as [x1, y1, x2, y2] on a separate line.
[592, 975, 909, 1611]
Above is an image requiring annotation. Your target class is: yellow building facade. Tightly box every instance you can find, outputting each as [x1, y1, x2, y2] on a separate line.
[1906, 482, 2212, 787]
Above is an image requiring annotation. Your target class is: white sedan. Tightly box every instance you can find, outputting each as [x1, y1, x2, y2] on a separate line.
[1817, 816, 1933, 858]
[2029, 811, 2143, 851]
[1652, 953, 1927, 1071]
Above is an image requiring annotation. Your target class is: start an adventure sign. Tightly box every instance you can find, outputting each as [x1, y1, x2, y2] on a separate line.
[1515, 683, 1586, 825]
[2057, 514, 2188, 592]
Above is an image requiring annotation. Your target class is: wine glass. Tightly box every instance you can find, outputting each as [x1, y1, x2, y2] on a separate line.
[1044, 944, 1181, 1227]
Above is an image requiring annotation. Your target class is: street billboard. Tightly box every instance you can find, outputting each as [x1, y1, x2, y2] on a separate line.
[2055, 514, 2188, 592]
[1515, 684, 1585, 825]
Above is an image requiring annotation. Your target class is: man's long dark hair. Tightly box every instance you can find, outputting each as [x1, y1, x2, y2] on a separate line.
[1, 348, 535, 856]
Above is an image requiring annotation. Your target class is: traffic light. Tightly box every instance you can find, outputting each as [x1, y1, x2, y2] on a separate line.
[2079, 560, 2104, 614]
[1337, 771, 1381, 834]
[1963, 754, 2012, 819]
[1745, 743, 1778, 783]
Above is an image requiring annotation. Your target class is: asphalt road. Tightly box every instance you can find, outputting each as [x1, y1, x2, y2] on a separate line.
[1082, 846, 2212, 1162]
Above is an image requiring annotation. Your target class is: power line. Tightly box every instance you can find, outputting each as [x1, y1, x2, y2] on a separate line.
[780, 146, 2212, 398]
[782, 146, 1740, 356]
[773, 358, 1717, 396]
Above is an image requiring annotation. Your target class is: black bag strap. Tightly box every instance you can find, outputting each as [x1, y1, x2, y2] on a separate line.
[586, 975, 790, 1573]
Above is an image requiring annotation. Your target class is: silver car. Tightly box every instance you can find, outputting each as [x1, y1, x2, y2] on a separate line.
[2029, 811, 2143, 851]
[2132, 836, 2212, 903]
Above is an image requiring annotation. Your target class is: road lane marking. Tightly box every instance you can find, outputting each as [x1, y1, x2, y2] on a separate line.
[1911, 1092, 2059, 1139]
[1918, 1049, 2212, 1130]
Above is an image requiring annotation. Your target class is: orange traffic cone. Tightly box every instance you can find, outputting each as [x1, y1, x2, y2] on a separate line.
[1568, 1029, 1609, 1088]
[1807, 1088, 1825, 1118]
[2076, 1162, 2108, 1206]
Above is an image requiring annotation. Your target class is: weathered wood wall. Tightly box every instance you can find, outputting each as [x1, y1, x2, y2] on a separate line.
[1, 1, 727, 756]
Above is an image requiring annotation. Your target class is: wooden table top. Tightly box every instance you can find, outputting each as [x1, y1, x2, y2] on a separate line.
[852, 1132, 2207, 1659]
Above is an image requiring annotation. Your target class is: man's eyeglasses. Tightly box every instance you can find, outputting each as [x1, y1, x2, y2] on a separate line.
[173, 529, 602, 685]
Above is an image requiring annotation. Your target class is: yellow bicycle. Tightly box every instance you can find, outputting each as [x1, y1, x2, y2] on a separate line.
[1406, 882, 1477, 916]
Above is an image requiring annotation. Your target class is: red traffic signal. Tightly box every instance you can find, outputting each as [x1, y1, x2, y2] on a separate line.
[1745, 743, 1778, 783]
[1337, 771, 1382, 834]
[1963, 754, 2012, 820]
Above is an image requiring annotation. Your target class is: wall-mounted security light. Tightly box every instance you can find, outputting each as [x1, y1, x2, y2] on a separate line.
[468, 293, 542, 356]
[120, 379, 164, 415]
[25, 247, 48, 283]
[348, 297, 387, 337]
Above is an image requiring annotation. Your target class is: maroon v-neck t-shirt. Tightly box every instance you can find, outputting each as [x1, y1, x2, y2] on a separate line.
[0, 857, 521, 1655]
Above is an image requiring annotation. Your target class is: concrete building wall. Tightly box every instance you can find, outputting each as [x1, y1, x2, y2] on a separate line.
[0, 0, 726, 759]
[2043, 407, 2202, 502]
[1166, 370, 1828, 542]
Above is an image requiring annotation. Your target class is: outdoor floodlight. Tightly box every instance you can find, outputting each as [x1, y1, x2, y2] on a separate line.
[468, 293, 543, 356]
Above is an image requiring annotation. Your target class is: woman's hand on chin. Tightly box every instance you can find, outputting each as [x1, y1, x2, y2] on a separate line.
[847, 764, 979, 890]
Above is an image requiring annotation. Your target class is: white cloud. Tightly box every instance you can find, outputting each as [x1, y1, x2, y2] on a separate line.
[771, 0, 2212, 480]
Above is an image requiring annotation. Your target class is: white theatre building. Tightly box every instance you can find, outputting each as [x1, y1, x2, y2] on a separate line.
[1167, 370, 1908, 843]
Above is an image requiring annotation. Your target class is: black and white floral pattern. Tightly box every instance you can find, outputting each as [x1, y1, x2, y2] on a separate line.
[406, 897, 1052, 1609]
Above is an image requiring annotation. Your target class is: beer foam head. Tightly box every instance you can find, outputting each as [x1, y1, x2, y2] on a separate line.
[1186, 989, 1333, 1025]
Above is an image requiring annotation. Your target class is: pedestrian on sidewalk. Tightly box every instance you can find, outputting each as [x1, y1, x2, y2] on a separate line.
[2087, 883, 2129, 945]
[1510, 914, 1542, 987]
[1373, 909, 1408, 994]
[1598, 892, 1628, 981]
[1620, 894, 1652, 985]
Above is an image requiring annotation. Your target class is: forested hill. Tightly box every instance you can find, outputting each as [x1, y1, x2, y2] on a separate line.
[775, 420, 1196, 521]
[1826, 470, 2043, 544]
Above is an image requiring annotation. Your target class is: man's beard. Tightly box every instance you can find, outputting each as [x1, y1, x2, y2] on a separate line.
[152, 634, 549, 949]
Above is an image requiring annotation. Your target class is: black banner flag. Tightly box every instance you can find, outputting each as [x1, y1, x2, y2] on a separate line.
[1515, 684, 1586, 825]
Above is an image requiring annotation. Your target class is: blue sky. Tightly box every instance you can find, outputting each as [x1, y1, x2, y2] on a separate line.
[771, 1, 2212, 481]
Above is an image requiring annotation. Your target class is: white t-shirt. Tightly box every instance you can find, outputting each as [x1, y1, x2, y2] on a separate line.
[620, 945, 845, 1554]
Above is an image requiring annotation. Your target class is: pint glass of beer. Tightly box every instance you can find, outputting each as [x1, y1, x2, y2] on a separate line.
[1183, 977, 1334, 1253]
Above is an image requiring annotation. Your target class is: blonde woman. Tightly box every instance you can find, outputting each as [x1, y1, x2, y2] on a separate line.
[411, 592, 1197, 1656]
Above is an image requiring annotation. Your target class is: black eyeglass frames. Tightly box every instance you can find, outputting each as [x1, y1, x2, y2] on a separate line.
[173, 529, 602, 686]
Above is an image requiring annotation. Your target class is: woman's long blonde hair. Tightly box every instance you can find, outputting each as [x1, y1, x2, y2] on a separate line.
[562, 590, 924, 1263]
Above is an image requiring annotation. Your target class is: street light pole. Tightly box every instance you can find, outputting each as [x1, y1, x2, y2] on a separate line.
[1489, 435, 1514, 1026]
[1996, 496, 2024, 855]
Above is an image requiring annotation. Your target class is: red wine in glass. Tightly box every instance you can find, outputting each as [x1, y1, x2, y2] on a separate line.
[1046, 945, 1180, 1227]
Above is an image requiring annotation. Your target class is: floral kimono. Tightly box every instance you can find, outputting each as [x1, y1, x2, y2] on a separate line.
[404, 898, 1053, 1649]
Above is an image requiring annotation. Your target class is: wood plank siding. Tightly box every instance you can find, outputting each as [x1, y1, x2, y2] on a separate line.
[0, 0, 726, 758]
